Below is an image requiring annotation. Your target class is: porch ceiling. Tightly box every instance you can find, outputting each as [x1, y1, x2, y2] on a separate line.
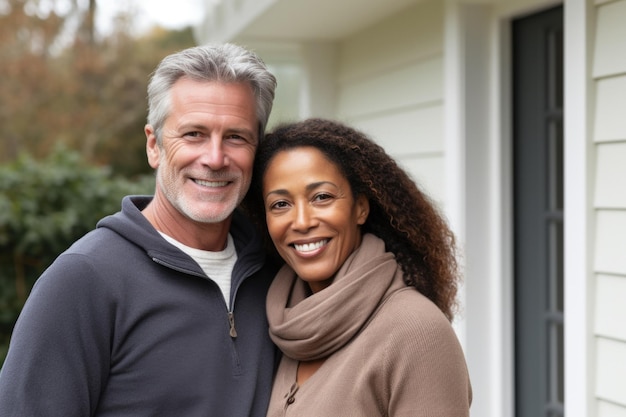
[233, 0, 421, 41]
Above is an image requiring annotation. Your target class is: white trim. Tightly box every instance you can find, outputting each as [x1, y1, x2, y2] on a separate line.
[445, 3, 514, 417]
[564, 0, 594, 416]
[443, 2, 466, 260]
[493, 13, 516, 417]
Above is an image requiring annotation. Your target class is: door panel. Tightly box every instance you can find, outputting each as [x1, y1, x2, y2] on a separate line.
[512, 5, 564, 417]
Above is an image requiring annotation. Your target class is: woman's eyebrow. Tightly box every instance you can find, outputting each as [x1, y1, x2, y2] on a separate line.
[264, 181, 337, 199]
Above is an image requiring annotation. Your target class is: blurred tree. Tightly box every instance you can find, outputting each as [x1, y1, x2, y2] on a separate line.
[0, 0, 196, 176]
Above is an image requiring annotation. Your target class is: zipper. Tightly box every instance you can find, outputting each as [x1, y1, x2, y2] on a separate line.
[153, 256, 241, 339]
[227, 311, 237, 338]
[152, 257, 261, 339]
[225, 260, 263, 339]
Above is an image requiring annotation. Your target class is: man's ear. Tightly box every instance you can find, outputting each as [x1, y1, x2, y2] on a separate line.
[356, 195, 370, 225]
[145, 124, 160, 169]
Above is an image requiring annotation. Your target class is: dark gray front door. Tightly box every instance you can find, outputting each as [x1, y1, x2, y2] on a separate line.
[512, 5, 564, 417]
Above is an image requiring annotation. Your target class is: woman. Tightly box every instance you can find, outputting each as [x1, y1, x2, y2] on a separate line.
[244, 118, 472, 416]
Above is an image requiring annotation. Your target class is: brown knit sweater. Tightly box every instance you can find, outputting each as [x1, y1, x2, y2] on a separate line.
[266, 234, 472, 417]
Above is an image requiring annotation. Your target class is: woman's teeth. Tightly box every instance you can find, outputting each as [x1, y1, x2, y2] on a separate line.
[294, 239, 329, 252]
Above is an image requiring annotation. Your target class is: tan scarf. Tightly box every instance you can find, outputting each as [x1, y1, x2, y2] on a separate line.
[266, 233, 406, 361]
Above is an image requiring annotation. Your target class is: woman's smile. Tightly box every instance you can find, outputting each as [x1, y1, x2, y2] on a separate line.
[292, 238, 329, 253]
[263, 146, 369, 293]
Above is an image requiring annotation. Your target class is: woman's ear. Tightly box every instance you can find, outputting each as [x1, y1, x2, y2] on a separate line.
[356, 195, 370, 225]
[145, 124, 160, 169]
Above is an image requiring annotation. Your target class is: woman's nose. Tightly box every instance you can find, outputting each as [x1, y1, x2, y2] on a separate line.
[291, 204, 317, 232]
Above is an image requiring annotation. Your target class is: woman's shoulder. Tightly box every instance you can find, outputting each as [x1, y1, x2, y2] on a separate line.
[383, 286, 447, 318]
[372, 287, 460, 348]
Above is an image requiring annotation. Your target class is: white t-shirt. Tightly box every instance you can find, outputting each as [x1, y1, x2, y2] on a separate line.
[160, 233, 237, 309]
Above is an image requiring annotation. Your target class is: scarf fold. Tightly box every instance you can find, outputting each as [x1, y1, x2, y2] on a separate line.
[266, 233, 405, 361]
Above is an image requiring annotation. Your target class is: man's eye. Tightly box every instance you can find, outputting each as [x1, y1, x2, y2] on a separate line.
[225, 134, 249, 143]
[184, 131, 201, 137]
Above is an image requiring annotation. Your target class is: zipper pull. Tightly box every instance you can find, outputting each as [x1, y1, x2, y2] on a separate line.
[228, 311, 237, 338]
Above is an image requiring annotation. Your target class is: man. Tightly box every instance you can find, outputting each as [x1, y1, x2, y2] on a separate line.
[0, 44, 278, 416]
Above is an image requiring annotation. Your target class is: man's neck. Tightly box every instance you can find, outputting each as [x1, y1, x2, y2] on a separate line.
[142, 198, 231, 251]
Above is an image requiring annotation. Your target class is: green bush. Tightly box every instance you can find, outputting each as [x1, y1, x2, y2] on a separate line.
[0, 145, 154, 365]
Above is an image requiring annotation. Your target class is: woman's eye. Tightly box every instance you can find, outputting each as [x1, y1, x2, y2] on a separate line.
[313, 193, 333, 202]
[269, 200, 289, 210]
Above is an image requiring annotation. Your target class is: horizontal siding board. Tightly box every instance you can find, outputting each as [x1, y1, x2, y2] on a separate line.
[350, 105, 443, 156]
[595, 274, 626, 341]
[338, 1, 443, 83]
[595, 142, 626, 208]
[594, 210, 626, 274]
[593, 0, 626, 78]
[337, 58, 443, 119]
[596, 337, 626, 406]
[594, 76, 626, 142]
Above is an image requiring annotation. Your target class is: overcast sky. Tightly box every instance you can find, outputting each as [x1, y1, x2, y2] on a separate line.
[95, 0, 206, 35]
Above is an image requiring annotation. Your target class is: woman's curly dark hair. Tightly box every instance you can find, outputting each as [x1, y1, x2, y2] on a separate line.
[242, 118, 461, 321]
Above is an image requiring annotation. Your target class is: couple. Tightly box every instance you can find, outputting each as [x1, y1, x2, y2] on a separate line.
[0, 44, 471, 416]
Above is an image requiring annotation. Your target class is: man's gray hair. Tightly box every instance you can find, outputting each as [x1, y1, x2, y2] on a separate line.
[147, 43, 277, 144]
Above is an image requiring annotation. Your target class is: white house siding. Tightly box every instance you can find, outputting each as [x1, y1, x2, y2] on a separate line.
[334, 1, 446, 203]
[592, 0, 626, 413]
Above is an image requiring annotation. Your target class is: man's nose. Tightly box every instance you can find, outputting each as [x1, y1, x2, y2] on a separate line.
[199, 137, 229, 170]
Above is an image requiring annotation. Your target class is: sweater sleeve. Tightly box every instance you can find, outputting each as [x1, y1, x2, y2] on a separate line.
[0, 253, 114, 417]
[383, 292, 472, 417]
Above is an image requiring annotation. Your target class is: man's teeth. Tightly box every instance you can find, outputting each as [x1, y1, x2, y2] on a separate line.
[294, 240, 329, 252]
[195, 179, 228, 187]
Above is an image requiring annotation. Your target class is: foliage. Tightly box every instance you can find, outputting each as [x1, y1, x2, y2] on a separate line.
[0, 0, 196, 176]
[0, 146, 154, 365]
